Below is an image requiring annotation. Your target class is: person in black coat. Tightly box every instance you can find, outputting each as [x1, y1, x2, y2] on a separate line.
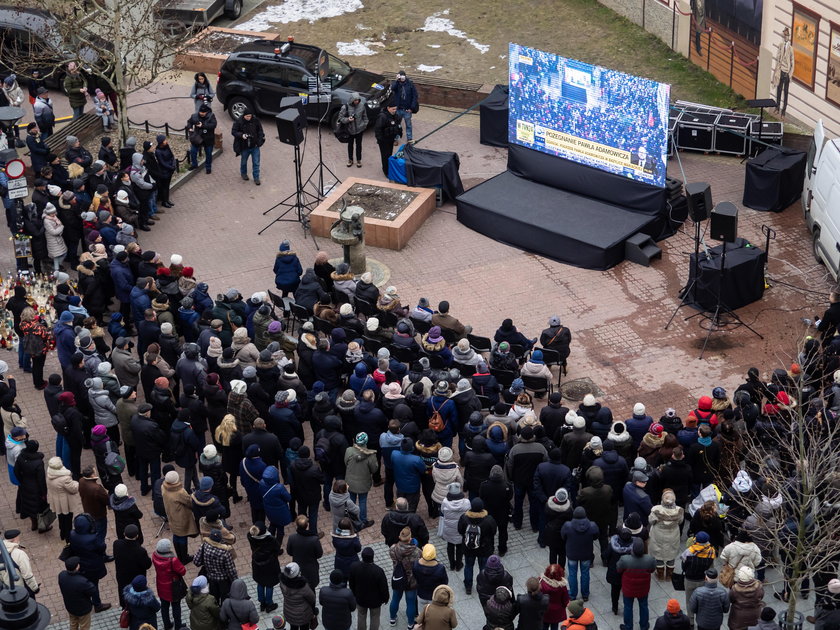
[319, 570, 357, 630]
[68, 513, 109, 608]
[818, 291, 840, 341]
[22, 201, 49, 273]
[479, 465, 514, 556]
[113, 524, 151, 608]
[14, 440, 48, 529]
[349, 546, 390, 627]
[154, 135, 176, 207]
[289, 447, 324, 533]
[517, 577, 550, 630]
[186, 106, 217, 173]
[248, 522, 282, 613]
[130, 405, 167, 495]
[110, 484, 144, 540]
[463, 436, 497, 498]
[243, 418, 284, 470]
[532, 450, 572, 543]
[287, 515, 324, 590]
[59, 556, 103, 619]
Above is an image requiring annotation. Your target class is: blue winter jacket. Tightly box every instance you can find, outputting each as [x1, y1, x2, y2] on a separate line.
[426, 394, 458, 443]
[349, 362, 376, 395]
[260, 466, 292, 527]
[625, 414, 653, 449]
[129, 286, 151, 324]
[240, 456, 268, 507]
[110, 259, 135, 302]
[391, 449, 426, 493]
[273, 249, 303, 291]
[54, 321, 78, 368]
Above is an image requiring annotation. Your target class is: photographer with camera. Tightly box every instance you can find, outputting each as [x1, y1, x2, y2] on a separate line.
[339, 92, 368, 168]
[231, 109, 265, 186]
[186, 105, 218, 175]
[190, 73, 215, 114]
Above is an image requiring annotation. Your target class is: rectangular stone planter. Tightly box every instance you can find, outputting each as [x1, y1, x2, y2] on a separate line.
[175, 27, 279, 74]
[310, 177, 436, 250]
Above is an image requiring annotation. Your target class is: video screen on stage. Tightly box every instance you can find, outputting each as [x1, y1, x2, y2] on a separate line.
[508, 43, 670, 188]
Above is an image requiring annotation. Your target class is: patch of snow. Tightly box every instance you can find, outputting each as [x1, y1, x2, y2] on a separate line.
[396, 53, 404, 57]
[236, 0, 363, 30]
[427, 44, 441, 48]
[416, 64, 443, 72]
[420, 9, 489, 54]
[336, 39, 378, 56]
[356, 23, 371, 30]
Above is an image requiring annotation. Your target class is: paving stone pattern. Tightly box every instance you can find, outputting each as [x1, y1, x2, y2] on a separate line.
[0, 72, 826, 629]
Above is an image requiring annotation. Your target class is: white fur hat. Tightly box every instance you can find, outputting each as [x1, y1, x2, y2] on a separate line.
[633, 402, 646, 416]
[114, 484, 128, 498]
[203, 444, 218, 459]
[583, 394, 596, 406]
[170, 254, 183, 266]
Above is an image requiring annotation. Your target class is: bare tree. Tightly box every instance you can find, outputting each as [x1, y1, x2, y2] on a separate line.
[728, 367, 840, 626]
[0, 0, 195, 140]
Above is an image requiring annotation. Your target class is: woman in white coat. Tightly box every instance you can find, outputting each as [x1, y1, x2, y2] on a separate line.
[46, 456, 81, 542]
[42, 204, 67, 271]
[438, 482, 471, 571]
[648, 488, 684, 580]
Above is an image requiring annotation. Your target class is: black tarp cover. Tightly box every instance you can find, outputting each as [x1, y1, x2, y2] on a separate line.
[742, 146, 806, 212]
[404, 144, 464, 201]
[688, 238, 765, 311]
[479, 84, 509, 147]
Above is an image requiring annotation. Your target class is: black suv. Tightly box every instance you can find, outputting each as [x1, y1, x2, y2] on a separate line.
[216, 40, 391, 127]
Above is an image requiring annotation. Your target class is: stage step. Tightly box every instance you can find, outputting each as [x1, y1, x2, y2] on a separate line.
[625, 232, 662, 266]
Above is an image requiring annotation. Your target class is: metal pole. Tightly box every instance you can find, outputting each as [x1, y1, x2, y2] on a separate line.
[671, 3, 677, 50]
[706, 31, 712, 70]
[729, 44, 735, 88]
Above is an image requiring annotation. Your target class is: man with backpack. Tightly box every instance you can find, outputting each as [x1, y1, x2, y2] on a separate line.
[457, 497, 497, 595]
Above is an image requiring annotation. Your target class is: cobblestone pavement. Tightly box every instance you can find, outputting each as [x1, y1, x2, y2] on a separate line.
[0, 71, 826, 628]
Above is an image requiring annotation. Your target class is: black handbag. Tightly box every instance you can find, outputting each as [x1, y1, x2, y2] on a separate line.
[671, 571, 685, 591]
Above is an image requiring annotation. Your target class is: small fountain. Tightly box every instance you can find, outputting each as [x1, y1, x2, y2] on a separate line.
[329, 202, 367, 275]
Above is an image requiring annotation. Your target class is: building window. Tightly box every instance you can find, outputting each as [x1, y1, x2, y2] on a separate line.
[828, 22, 840, 108]
[791, 3, 820, 90]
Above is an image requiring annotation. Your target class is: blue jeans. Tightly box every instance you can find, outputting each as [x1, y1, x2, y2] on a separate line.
[389, 589, 417, 625]
[71, 105, 84, 118]
[623, 595, 649, 630]
[513, 485, 541, 530]
[17, 344, 30, 371]
[350, 491, 368, 521]
[147, 195, 158, 218]
[567, 559, 591, 599]
[95, 517, 107, 548]
[257, 584, 274, 604]
[190, 144, 213, 170]
[240, 147, 260, 179]
[55, 434, 71, 469]
[397, 109, 413, 140]
[463, 554, 487, 589]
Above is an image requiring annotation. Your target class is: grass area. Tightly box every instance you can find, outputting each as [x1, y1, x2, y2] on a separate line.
[235, 0, 749, 109]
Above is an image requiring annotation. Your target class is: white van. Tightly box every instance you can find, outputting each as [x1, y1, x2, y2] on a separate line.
[804, 120, 840, 280]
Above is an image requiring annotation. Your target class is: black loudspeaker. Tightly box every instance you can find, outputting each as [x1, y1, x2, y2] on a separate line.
[685, 182, 712, 222]
[279, 96, 305, 117]
[275, 109, 305, 146]
[710, 201, 738, 242]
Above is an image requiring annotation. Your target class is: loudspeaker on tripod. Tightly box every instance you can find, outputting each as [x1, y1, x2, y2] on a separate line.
[685, 182, 712, 222]
[710, 201, 738, 242]
[276, 109, 305, 146]
[279, 96, 305, 117]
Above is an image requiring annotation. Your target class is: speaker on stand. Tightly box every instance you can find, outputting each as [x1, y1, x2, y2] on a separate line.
[258, 109, 320, 239]
[665, 181, 712, 330]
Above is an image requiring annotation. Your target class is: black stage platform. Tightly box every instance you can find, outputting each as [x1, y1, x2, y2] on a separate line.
[455, 145, 672, 270]
[456, 170, 659, 270]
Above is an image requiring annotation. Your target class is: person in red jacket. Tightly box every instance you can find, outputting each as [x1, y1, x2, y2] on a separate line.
[685, 396, 718, 427]
[153, 538, 187, 630]
[617, 538, 656, 630]
[540, 564, 570, 630]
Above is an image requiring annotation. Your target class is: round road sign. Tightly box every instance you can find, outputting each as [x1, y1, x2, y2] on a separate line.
[5, 158, 25, 179]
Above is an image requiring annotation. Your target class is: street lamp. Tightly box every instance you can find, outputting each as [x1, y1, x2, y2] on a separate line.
[0, 106, 25, 150]
[0, 537, 51, 630]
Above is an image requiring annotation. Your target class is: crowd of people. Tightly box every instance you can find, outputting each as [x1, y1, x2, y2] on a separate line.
[0, 227, 839, 630]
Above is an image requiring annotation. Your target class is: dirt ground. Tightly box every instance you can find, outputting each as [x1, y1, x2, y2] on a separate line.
[232, 0, 744, 107]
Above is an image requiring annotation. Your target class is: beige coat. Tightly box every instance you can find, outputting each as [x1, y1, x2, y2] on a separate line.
[0, 541, 39, 591]
[46, 463, 81, 515]
[1, 406, 27, 439]
[648, 503, 684, 561]
[163, 479, 200, 536]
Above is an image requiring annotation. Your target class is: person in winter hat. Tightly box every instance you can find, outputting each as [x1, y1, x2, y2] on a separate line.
[648, 489, 684, 580]
[653, 600, 691, 630]
[414, 583, 457, 630]
[248, 521, 282, 613]
[413, 544, 449, 609]
[728, 566, 764, 630]
[560, 507, 598, 600]
[477, 554, 514, 607]
[483, 585, 519, 630]
[348, 547, 390, 630]
[186, 574, 221, 630]
[458, 497, 498, 595]
[544, 488, 574, 567]
[152, 537, 187, 630]
[320, 569, 357, 630]
[617, 537, 656, 630]
[681, 534, 718, 627]
[689, 568, 730, 630]
[625, 403, 653, 450]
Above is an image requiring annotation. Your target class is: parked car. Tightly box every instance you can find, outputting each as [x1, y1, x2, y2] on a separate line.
[157, 0, 242, 33]
[0, 6, 103, 91]
[216, 39, 392, 128]
[804, 119, 840, 280]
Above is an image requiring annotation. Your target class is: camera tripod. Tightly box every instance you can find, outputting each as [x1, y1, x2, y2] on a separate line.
[258, 141, 320, 247]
